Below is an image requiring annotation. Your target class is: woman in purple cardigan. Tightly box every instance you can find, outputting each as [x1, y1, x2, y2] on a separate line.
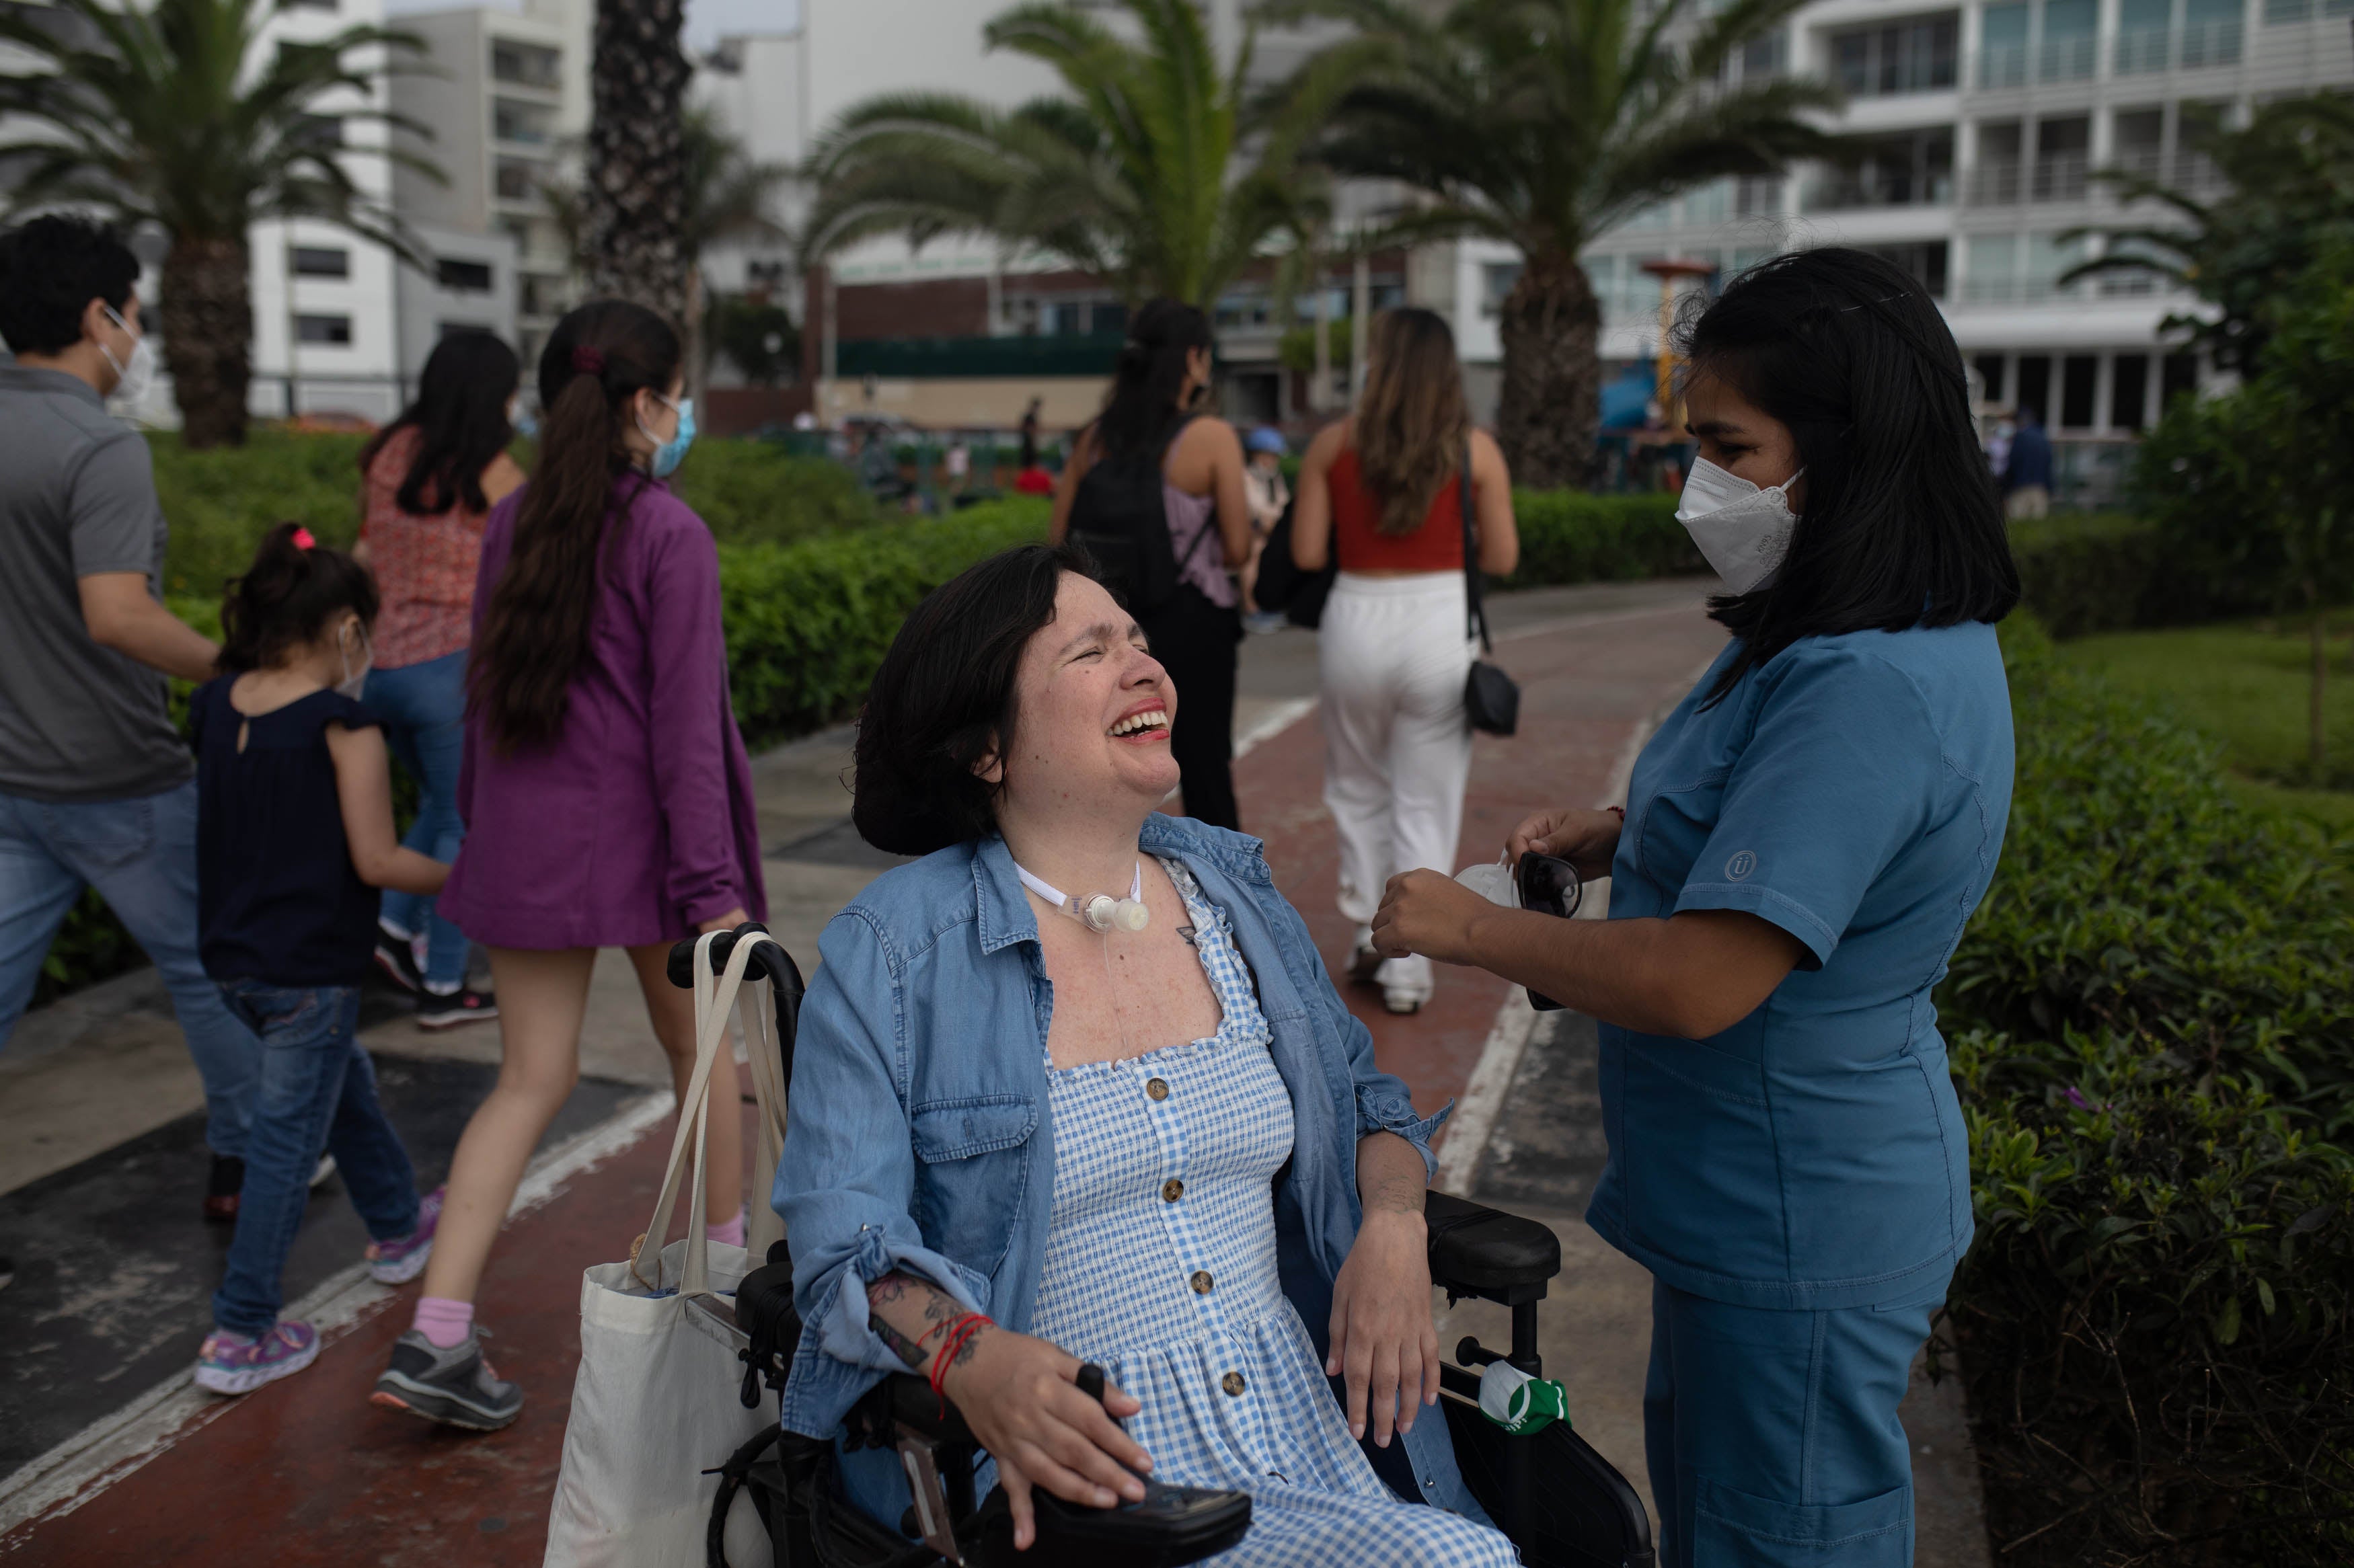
[369, 301, 766, 1430]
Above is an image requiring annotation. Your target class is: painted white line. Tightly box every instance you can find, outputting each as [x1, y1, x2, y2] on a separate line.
[1233, 696, 1316, 761]
[1429, 658, 1704, 1198]
[0, 1091, 675, 1538]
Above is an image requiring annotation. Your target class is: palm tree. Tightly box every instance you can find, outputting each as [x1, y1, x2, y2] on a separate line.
[800, 0, 1320, 310]
[680, 107, 792, 405]
[584, 0, 691, 322]
[1273, 0, 1844, 487]
[0, 0, 436, 447]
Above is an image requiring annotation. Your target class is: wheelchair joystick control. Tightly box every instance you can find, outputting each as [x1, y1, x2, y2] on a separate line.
[1005, 1362, 1256, 1561]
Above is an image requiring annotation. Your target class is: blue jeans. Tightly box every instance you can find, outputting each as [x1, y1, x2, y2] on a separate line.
[0, 781, 260, 1159]
[211, 981, 420, 1335]
[1646, 1273, 1950, 1567]
[364, 651, 469, 990]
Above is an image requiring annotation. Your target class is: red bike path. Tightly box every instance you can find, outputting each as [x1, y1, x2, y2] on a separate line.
[1, 599, 1723, 1566]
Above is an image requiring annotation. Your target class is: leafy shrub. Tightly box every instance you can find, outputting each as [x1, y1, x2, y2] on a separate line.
[720, 500, 1050, 746]
[668, 440, 878, 545]
[151, 429, 372, 598]
[2007, 512, 2264, 639]
[1937, 621, 2354, 1564]
[1498, 492, 1699, 586]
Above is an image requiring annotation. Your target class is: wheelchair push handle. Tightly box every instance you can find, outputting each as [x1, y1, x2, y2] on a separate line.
[665, 920, 781, 990]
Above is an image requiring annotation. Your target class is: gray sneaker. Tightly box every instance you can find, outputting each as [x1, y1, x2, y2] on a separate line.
[370, 1327, 522, 1430]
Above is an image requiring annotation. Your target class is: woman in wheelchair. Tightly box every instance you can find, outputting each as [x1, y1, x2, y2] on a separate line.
[771, 543, 1518, 1563]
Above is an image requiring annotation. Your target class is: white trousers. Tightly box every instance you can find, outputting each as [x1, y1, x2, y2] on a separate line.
[1318, 572, 1476, 995]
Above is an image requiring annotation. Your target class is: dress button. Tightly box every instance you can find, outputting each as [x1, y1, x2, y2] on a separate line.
[1190, 1270, 1214, 1294]
[1221, 1371, 1246, 1397]
[1162, 1179, 1184, 1203]
[1145, 1077, 1170, 1101]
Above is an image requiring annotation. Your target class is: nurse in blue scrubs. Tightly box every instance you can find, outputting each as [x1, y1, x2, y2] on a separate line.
[1371, 248, 2020, 1567]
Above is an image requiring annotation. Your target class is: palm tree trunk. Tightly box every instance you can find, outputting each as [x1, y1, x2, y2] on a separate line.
[585, 0, 691, 324]
[160, 236, 255, 450]
[1496, 247, 1603, 489]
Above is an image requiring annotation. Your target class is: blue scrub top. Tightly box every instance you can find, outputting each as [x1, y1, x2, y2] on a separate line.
[1588, 622, 2014, 1312]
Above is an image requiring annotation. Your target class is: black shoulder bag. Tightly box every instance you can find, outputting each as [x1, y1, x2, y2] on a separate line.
[1460, 442, 1519, 735]
[1252, 499, 1336, 628]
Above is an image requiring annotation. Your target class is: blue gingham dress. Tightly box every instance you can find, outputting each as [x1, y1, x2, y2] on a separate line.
[1028, 859, 1519, 1567]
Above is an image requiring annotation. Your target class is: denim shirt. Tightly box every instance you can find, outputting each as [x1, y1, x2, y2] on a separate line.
[770, 814, 1472, 1512]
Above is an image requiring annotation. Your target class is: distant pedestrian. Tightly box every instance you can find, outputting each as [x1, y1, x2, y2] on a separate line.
[2003, 406, 2053, 520]
[1051, 299, 1253, 830]
[353, 330, 524, 1029]
[0, 214, 264, 1226]
[1018, 395, 1044, 468]
[1289, 308, 1519, 1014]
[190, 524, 445, 1397]
[373, 301, 763, 1432]
[1241, 426, 1291, 633]
[944, 435, 971, 493]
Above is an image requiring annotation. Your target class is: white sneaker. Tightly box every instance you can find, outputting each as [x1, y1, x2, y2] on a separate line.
[1382, 980, 1431, 1015]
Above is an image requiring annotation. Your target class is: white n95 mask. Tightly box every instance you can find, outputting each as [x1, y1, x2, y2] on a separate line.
[1675, 457, 1802, 594]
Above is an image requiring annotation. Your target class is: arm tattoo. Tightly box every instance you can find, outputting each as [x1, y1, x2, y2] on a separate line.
[873, 1316, 929, 1370]
[865, 1271, 964, 1370]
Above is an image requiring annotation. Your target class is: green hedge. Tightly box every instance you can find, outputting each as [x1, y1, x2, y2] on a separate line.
[1498, 492, 1699, 586]
[2008, 512, 2267, 639]
[1936, 619, 2354, 1564]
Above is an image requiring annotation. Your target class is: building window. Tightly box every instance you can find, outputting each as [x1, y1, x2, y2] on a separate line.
[1807, 127, 1953, 210]
[490, 41, 561, 89]
[493, 99, 553, 146]
[1974, 354, 2008, 402]
[1831, 16, 1959, 97]
[1735, 175, 1785, 218]
[2117, 0, 2173, 71]
[1965, 233, 2020, 301]
[1092, 301, 1128, 336]
[2060, 354, 2098, 429]
[2181, 0, 2244, 65]
[2016, 355, 2052, 422]
[437, 258, 495, 292]
[2032, 115, 2090, 202]
[1486, 261, 1525, 317]
[1740, 28, 1786, 79]
[1979, 3, 2028, 87]
[282, 0, 336, 9]
[295, 314, 352, 346]
[2111, 354, 2151, 430]
[2160, 352, 2199, 410]
[1862, 241, 1949, 298]
[494, 157, 539, 203]
[290, 245, 348, 278]
[2039, 0, 2098, 81]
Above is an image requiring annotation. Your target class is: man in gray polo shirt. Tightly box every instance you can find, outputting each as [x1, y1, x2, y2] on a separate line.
[0, 216, 260, 1219]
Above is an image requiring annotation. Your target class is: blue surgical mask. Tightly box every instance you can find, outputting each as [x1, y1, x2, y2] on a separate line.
[640, 393, 695, 478]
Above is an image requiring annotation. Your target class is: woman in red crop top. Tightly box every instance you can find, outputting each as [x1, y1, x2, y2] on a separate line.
[1290, 308, 1518, 1013]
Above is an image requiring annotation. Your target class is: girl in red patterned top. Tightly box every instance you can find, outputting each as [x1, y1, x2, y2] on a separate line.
[353, 331, 525, 1027]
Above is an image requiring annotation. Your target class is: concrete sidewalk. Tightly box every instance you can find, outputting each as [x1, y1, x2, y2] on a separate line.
[0, 576, 1989, 1565]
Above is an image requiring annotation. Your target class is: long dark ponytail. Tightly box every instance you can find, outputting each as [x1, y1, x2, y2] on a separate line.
[469, 300, 680, 750]
[360, 329, 519, 515]
[1092, 298, 1212, 463]
[1679, 249, 2019, 703]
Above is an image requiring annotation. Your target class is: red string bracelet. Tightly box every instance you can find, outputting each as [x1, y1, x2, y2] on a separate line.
[1607, 806, 1626, 820]
[927, 1313, 992, 1409]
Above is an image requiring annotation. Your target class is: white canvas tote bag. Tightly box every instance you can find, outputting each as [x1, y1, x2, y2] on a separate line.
[543, 931, 796, 1567]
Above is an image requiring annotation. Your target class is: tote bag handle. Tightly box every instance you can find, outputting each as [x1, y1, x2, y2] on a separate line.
[628, 929, 791, 1298]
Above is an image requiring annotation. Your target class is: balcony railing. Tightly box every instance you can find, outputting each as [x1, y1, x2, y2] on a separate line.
[1957, 274, 2085, 304]
[2102, 149, 2232, 196]
[2177, 16, 2243, 67]
[1965, 154, 2090, 205]
[1802, 171, 1955, 212]
[1979, 42, 2028, 87]
[2113, 26, 2171, 73]
[2037, 32, 2098, 81]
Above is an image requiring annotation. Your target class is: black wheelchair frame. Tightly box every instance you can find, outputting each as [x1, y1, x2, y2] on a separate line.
[677, 923, 1655, 1568]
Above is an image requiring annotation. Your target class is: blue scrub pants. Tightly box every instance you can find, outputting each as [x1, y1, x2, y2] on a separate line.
[1646, 1271, 1950, 1567]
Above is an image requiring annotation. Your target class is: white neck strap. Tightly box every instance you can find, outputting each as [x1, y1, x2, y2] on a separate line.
[1014, 859, 1149, 933]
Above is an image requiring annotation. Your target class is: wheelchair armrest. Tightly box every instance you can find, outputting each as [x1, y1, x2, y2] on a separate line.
[1425, 1189, 1561, 1303]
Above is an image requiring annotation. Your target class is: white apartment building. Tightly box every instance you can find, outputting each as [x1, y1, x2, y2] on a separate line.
[387, 0, 591, 372]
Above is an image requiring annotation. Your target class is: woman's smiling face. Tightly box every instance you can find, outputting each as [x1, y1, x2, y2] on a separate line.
[989, 572, 1180, 813]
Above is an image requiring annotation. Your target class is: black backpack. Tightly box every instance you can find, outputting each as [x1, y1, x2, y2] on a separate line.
[1067, 416, 1214, 615]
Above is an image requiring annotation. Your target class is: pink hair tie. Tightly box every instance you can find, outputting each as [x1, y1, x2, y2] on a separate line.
[571, 346, 606, 377]
[291, 527, 317, 551]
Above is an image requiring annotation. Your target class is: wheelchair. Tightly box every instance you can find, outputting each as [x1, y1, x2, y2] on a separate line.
[674, 923, 1655, 1568]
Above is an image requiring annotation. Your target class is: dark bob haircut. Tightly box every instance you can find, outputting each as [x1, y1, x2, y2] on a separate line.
[1677, 247, 2019, 703]
[853, 543, 1107, 855]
